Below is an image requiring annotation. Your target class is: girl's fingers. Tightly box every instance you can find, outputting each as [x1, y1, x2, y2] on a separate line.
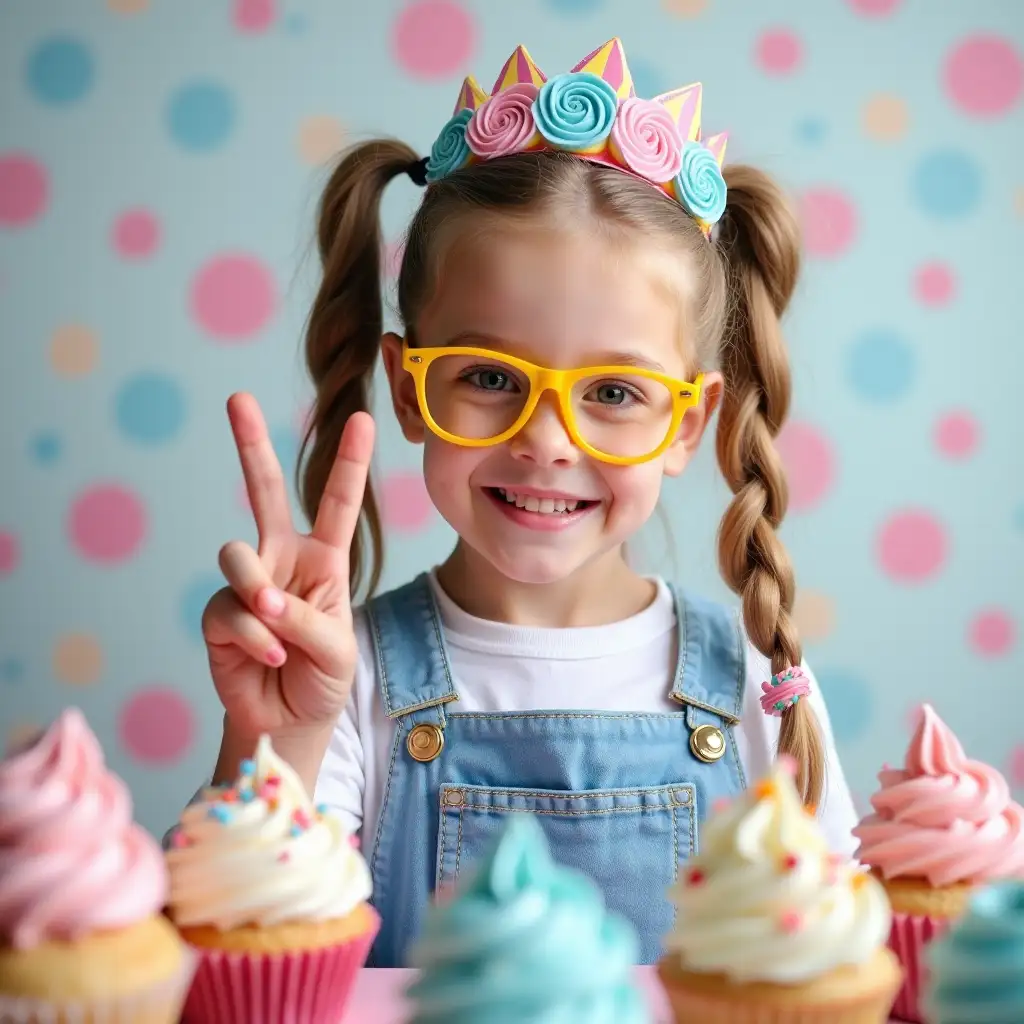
[311, 411, 375, 552]
[202, 587, 286, 667]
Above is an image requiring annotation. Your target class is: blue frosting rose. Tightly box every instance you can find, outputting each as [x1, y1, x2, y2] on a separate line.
[532, 72, 619, 152]
[672, 141, 728, 225]
[406, 817, 649, 1024]
[426, 109, 473, 182]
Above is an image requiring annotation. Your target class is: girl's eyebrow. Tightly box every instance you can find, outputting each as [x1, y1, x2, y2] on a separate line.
[439, 332, 669, 374]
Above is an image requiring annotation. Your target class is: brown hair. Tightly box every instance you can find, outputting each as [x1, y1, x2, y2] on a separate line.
[299, 142, 824, 806]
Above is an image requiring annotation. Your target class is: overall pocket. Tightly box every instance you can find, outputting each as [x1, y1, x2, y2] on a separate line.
[435, 782, 697, 965]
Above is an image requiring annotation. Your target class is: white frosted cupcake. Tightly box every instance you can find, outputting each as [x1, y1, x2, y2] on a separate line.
[657, 759, 902, 1024]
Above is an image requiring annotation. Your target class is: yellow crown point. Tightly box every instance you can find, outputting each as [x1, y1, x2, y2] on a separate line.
[702, 130, 729, 168]
[453, 75, 489, 116]
[490, 44, 547, 94]
[570, 37, 634, 100]
[653, 83, 703, 142]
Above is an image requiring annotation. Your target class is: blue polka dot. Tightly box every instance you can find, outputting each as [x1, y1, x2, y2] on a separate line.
[846, 329, 916, 403]
[180, 572, 224, 644]
[0, 657, 25, 684]
[26, 37, 94, 105]
[30, 431, 61, 465]
[284, 12, 307, 33]
[814, 668, 874, 743]
[912, 149, 982, 219]
[115, 373, 186, 445]
[545, 0, 605, 11]
[629, 59, 667, 100]
[797, 116, 827, 145]
[167, 81, 236, 152]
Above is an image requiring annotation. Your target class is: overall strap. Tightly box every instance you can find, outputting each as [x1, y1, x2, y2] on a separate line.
[363, 573, 459, 723]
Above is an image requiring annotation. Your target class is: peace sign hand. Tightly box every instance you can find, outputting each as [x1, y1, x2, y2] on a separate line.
[202, 393, 374, 740]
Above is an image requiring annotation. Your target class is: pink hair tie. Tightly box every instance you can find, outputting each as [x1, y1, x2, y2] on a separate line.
[760, 666, 811, 717]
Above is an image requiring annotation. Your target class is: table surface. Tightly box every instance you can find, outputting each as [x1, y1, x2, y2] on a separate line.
[343, 968, 902, 1022]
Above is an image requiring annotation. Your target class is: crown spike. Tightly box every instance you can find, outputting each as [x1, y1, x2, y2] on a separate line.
[453, 75, 488, 115]
[570, 37, 634, 100]
[703, 131, 729, 167]
[653, 83, 702, 143]
[491, 44, 546, 94]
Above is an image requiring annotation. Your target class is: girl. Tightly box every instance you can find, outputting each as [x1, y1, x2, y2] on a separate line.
[196, 40, 858, 967]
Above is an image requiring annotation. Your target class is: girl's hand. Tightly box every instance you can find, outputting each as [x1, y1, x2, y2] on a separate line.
[202, 393, 374, 740]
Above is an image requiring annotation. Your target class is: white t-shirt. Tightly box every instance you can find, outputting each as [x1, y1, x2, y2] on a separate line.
[315, 573, 860, 858]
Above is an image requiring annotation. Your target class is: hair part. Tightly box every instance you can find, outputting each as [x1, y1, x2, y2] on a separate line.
[299, 141, 824, 805]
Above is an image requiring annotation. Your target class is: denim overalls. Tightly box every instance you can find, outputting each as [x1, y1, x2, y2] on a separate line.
[364, 573, 747, 966]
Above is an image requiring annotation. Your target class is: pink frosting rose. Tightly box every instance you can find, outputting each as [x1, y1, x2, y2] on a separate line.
[0, 708, 167, 949]
[853, 703, 1024, 886]
[465, 84, 540, 158]
[609, 96, 684, 184]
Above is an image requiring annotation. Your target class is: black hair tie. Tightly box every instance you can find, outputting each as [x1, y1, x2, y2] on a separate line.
[406, 157, 429, 187]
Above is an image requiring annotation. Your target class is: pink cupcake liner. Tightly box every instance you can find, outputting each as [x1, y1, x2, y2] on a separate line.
[181, 914, 378, 1024]
[886, 912, 948, 1023]
[0, 946, 196, 1024]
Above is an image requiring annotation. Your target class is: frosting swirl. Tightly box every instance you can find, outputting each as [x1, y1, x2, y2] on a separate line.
[665, 761, 892, 984]
[925, 880, 1024, 1024]
[166, 734, 371, 930]
[609, 97, 683, 183]
[671, 141, 728, 225]
[854, 704, 1024, 886]
[407, 816, 648, 1023]
[0, 708, 167, 949]
[425, 109, 473, 183]
[532, 72, 619, 153]
[466, 84, 540, 158]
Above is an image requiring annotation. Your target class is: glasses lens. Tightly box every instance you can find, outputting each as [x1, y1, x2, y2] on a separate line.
[424, 353, 531, 441]
[570, 371, 679, 459]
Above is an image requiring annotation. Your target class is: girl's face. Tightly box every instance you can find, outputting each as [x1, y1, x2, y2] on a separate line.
[382, 222, 722, 587]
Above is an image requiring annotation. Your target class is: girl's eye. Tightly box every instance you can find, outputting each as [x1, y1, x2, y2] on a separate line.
[461, 367, 518, 392]
[587, 381, 644, 406]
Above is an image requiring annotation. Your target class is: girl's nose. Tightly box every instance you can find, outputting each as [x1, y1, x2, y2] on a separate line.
[508, 391, 579, 467]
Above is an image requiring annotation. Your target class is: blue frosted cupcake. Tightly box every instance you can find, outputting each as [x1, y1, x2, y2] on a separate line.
[924, 879, 1024, 1024]
[406, 816, 649, 1022]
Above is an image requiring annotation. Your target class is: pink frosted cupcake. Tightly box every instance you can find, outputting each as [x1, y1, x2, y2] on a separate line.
[853, 703, 1024, 1022]
[166, 734, 378, 1024]
[0, 708, 195, 1023]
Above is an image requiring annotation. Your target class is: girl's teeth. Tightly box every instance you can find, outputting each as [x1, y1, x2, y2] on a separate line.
[496, 489, 580, 514]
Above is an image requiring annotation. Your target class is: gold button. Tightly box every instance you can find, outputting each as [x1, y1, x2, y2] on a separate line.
[407, 723, 444, 763]
[443, 789, 464, 807]
[690, 724, 726, 764]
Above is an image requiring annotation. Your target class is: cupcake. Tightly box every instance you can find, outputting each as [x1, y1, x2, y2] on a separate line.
[658, 759, 901, 1024]
[0, 708, 195, 1023]
[853, 703, 1024, 1022]
[166, 733, 378, 1024]
[923, 879, 1024, 1024]
[406, 815, 650, 1022]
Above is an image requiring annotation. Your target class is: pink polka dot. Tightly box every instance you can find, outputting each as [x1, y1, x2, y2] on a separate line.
[233, 0, 275, 32]
[68, 484, 147, 564]
[846, 0, 901, 14]
[0, 531, 19, 576]
[381, 471, 434, 533]
[944, 35, 1022, 117]
[118, 685, 195, 765]
[776, 421, 836, 513]
[190, 254, 276, 342]
[877, 510, 947, 583]
[968, 608, 1015, 657]
[913, 261, 956, 307]
[1010, 745, 1024, 788]
[934, 410, 980, 459]
[755, 29, 802, 75]
[112, 208, 160, 259]
[0, 153, 48, 228]
[392, 1, 475, 80]
[800, 189, 858, 258]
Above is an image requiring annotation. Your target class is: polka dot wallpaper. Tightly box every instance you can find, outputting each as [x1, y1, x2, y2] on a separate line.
[0, 0, 1021, 836]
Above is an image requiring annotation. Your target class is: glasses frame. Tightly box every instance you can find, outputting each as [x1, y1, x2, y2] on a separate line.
[402, 340, 705, 467]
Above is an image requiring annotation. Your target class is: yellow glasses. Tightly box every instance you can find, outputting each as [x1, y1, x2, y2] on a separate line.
[402, 341, 704, 466]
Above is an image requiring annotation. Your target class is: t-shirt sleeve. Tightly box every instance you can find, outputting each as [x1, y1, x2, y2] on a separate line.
[737, 642, 860, 858]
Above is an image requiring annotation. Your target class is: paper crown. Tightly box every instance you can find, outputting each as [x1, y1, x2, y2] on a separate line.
[424, 39, 729, 235]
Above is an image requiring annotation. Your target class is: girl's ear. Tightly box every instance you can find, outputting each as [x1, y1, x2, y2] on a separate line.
[663, 371, 724, 477]
[381, 333, 426, 443]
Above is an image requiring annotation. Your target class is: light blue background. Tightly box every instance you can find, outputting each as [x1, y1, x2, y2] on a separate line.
[0, 0, 1021, 837]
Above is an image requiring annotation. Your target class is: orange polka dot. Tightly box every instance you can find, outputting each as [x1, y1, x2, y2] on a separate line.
[793, 590, 836, 643]
[297, 115, 345, 166]
[49, 325, 98, 377]
[661, 0, 708, 15]
[53, 632, 104, 686]
[6, 722, 42, 755]
[107, 0, 149, 11]
[862, 94, 909, 141]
